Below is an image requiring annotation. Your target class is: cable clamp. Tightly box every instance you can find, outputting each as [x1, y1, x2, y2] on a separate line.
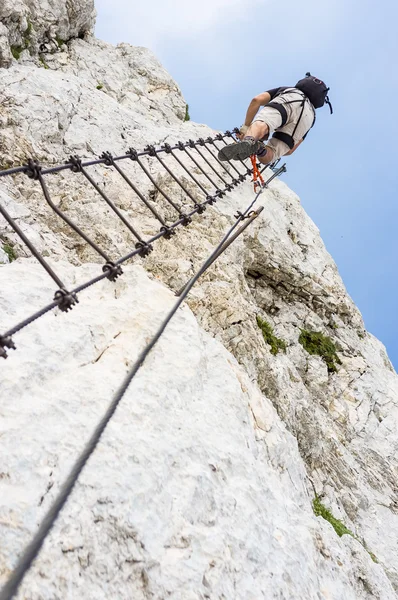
[54, 288, 78, 312]
[180, 213, 192, 226]
[100, 151, 114, 166]
[194, 203, 206, 214]
[68, 155, 83, 173]
[127, 147, 139, 161]
[144, 145, 157, 157]
[135, 242, 153, 257]
[102, 262, 123, 281]
[26, 159, 42, 180]
[234, 210, 256, 221]
[160, 226, 176, 239]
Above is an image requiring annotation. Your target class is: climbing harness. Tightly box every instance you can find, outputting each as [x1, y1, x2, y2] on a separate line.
[268, 73, 332, 150]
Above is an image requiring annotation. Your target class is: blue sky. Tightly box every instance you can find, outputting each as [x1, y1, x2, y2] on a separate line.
[96, 0, 398, 368]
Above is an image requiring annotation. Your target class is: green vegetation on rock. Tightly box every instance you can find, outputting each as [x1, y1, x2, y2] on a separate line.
[299, 329, 342, 373]
[313, 496, 353, 537]
[11, 20, 33, 60]
[55, 35, 65, 47]
[312, 496, 378, 563]
[184, 104, 190, 122]
[3, 243, 16, 262]
[256, 315, 287, 356]
[11, 46, 24, 60]
[96, 82, 104, 90]
[39, 55, 49, 69]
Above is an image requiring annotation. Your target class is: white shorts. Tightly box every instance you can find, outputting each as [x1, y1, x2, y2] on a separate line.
[253, 92, 315, 160]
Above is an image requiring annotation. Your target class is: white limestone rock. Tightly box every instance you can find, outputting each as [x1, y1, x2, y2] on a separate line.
[0, 22, 12, 67]
[0, 246, 9, 263]
[0, 0, 95, 67]
[0, 261, 396, 599]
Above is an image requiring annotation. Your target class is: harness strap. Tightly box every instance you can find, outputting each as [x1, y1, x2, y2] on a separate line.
[272, 131, 295, 150]
[267, 89, 316, 149]
[267, 92, 305, 127]
[267, 101, 288, 126]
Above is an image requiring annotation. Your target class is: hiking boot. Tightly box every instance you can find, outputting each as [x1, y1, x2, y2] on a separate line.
[218, 137, 264, 162]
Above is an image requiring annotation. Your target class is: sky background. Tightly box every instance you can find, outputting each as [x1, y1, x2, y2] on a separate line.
[95, 0, 398, 368]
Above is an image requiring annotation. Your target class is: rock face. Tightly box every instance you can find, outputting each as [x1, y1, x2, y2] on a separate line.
[0, 0, 95, 67]
[1, 4, 398, 599]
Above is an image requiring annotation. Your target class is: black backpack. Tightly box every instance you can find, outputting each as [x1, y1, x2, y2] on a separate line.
[295, 72, 333, 113]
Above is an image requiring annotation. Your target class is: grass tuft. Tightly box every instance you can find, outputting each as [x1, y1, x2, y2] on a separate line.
[256, 315, 287, 356]
[55, 35, 65, 47]
[39, 55, 49, 69]
[11, 46, 24, 60]
[313, 496, 353, 537]
[3, 243, 16, 262]
[313, 496, 378, 562]
[299, 329, 342, 373]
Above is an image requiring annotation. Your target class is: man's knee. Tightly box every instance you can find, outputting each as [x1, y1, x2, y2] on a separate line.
[247, 121, 269, 140]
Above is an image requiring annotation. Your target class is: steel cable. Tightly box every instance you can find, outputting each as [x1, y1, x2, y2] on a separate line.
[0, 184, 266, 600]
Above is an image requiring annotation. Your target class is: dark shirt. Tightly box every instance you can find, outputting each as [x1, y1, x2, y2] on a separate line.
[265, 87, 291, 100]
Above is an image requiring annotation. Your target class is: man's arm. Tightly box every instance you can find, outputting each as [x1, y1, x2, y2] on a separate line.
[243, 92, 271, 127]
[284, 138, 304, 156]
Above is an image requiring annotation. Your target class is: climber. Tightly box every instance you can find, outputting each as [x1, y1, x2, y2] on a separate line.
[218, 73, 333, 165]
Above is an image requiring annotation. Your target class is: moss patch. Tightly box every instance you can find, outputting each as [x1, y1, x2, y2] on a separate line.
[55, 35, 65, 47]
[10, 20, 32, 60]
[39, 55, 49, 69]
[96, 82, 104, 90]
[313, 496, 378, 563]
[11, 46, 24, 60]
[184, 104, 190, 122]
[256, 316, 286, 356]
[313, 496, 353, 537]
[3, 243, 16, 262]
[299, 329, 342, 373]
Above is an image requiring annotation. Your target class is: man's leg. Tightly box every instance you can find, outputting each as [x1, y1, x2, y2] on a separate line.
[218, 118, 274, 162]
[245, 121, 269, 141]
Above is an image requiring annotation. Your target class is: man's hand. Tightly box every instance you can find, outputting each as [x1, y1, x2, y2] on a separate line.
[236, 125, 248, 140]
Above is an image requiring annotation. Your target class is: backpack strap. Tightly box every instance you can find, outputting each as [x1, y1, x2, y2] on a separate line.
[290, 100, 306, 140]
